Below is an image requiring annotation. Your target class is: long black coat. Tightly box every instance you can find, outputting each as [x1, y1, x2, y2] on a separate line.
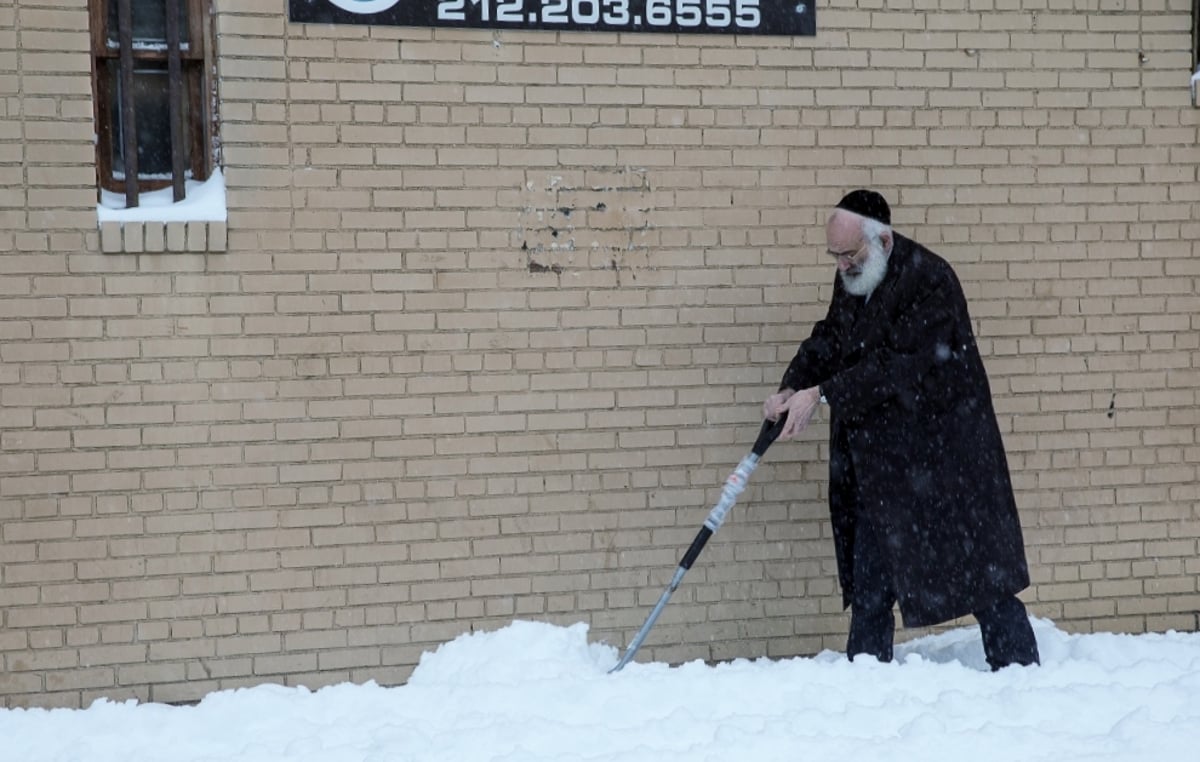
[779, 234, 1031, 627]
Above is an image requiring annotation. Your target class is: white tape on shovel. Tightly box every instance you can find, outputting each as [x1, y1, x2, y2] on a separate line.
[703, 453, 760, 532]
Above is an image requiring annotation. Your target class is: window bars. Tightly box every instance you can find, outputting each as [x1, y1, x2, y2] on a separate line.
[1194, 0, 1200, 70]
[93, 0, 210, 207]
[1193, 0, 1200, 106]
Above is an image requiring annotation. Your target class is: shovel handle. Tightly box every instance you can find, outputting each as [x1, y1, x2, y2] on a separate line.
[752, 411, 788, 457]
[609, 417, 787, 672]
[679, 526, 714, 571]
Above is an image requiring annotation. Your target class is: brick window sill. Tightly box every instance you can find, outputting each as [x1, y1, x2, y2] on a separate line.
[99, 220, 228, 254]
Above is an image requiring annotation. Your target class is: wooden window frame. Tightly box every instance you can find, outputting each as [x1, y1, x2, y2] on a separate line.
[89, 0, 217, 203]
[1194, 0, 1200, 70]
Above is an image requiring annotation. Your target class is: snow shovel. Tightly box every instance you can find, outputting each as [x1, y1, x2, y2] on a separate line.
[609, 413, 789, 672]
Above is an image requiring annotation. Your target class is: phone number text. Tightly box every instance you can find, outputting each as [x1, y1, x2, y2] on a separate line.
[437, 0, 766, 30]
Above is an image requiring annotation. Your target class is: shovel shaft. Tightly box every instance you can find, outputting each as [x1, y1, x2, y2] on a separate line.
[608, 415, 788, 673]
[609, 565, 687, 673]
[680, 526, 714, 571]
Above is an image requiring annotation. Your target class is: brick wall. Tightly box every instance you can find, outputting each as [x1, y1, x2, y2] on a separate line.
[1, 0, 1198, 707]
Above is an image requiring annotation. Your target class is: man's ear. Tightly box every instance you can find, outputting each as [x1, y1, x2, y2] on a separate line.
[881, 230, 894, 255]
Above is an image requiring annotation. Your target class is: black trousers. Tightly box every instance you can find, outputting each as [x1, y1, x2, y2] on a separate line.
[847, 517, 1040, 671]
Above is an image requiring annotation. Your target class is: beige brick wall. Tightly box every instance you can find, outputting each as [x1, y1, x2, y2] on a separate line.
[2, 0, 1199, 707]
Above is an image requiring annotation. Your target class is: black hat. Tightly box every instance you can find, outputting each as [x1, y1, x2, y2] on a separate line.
[835, 189, 891, 226]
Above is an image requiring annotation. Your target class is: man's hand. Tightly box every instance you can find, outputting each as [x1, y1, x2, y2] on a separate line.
[763, 389, 795, 421]
[777, 386, 821, 441]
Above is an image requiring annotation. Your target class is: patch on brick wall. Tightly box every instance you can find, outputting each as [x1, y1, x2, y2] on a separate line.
[518, 169, 653, 277]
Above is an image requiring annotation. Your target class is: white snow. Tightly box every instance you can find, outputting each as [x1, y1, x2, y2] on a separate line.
[2, 616, 1198, 761]
[96, 169, 226, 223]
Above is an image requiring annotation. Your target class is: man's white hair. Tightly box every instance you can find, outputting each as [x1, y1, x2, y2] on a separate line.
[861, 216, 891, 251]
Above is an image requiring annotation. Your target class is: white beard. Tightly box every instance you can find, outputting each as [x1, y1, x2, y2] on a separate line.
[840, 239, 889, 297]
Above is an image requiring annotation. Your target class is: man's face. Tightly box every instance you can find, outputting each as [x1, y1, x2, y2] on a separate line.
[826, 211, 889, 297]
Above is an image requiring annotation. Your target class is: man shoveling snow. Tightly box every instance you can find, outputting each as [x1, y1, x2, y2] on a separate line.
[766, 189, 1039, 671]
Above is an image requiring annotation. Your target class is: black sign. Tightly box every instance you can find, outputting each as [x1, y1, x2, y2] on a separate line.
[289, 0, 815, 37]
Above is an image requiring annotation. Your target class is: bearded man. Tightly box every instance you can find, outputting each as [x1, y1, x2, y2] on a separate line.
[764, 190, 1040, 671]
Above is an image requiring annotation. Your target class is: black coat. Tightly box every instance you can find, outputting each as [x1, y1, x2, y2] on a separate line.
[779, 234, 1031, 627]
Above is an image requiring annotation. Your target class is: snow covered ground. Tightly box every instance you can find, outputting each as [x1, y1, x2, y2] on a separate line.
[2, 617, 1198, 762]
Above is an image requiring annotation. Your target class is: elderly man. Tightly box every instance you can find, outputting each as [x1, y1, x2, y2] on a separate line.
[764, 190, 1040, 670]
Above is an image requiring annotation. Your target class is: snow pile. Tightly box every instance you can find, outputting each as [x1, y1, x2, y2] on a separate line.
[97, 169, 226, 222]
[408, 620, 615, 686]
[2, 617, 1199, 762]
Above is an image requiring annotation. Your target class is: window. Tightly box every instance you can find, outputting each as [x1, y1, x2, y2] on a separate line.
[1194, 0, 1200, 70]
[1193, 0, 1200, 106]
[89, 0, 217, 207]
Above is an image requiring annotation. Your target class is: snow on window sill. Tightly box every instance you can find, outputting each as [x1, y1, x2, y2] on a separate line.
[97, 169, 227, 254]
